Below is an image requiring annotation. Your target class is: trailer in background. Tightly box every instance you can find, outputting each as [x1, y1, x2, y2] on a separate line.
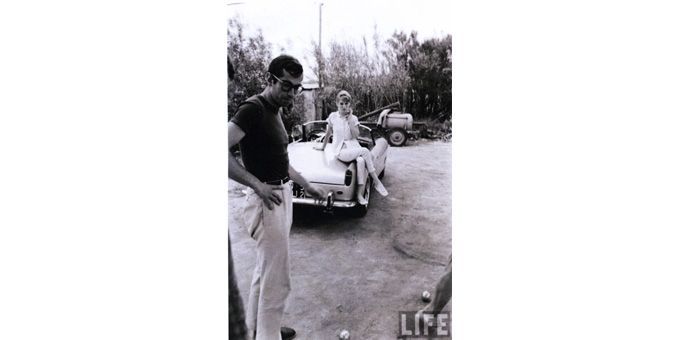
[357, 102, 423, 147]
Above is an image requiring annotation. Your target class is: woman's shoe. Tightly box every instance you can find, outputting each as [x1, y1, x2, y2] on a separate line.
[357, 193, 368, 205]
[373, 181, 388, 196]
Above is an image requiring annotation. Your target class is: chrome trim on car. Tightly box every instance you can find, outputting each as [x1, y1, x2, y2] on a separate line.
[292, 197, 357, 208]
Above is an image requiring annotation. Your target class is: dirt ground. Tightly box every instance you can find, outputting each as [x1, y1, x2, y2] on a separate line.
[229, 139, 452, 339]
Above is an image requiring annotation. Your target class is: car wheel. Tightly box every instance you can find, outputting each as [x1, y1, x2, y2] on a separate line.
[387, 128, 407, 147]
[351, 178, 371, 217]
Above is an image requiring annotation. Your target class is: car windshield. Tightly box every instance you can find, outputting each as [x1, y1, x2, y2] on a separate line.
[303, 121, 373, 146]
[303, 121, 327, 133]
[358, 125, 371, 139]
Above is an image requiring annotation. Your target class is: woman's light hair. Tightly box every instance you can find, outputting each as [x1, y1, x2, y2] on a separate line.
[336, 90, 352, 102]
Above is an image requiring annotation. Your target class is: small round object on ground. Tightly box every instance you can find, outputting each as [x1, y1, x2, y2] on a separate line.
[339, 329, 350, 339]
[421, 290, 432, 302]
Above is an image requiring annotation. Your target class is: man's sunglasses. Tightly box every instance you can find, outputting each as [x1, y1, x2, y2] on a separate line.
[271, 73, 305, 95]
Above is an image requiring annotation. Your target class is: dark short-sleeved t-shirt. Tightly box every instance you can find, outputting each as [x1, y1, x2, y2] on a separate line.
[231, 95, 289, 182]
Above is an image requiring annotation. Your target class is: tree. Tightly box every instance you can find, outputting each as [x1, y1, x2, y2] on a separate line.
[313, 33, 411, 119]
[227, 17, 305, 132]
[408, 35, 452, 119]
[383, 31, 452, 120]
[227, 17, 271, 119]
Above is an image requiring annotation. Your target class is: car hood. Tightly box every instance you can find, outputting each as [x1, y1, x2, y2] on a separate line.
[288, 142, 352, 185]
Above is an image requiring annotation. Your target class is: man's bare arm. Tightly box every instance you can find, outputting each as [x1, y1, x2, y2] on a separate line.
[288, 165, 325, 200]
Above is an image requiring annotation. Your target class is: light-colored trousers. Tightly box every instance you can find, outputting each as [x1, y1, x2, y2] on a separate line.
[337, 147, 375, 185]
[243, 182, 294, 340]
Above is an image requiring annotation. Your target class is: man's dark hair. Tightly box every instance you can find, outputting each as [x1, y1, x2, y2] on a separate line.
[267, 54, 303, 78]
[228, 58, 235, 80]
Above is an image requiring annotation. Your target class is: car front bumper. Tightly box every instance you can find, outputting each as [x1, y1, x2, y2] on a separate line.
[293, 183, 357, 209]
[292, 196, 357, 208]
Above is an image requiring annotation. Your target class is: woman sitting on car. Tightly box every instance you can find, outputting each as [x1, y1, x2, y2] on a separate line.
[314, 90, 388, 204]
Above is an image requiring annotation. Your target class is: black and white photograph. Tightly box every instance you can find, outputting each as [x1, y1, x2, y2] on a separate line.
[227, 0, 452, 338]
[4, 1, 680, 340]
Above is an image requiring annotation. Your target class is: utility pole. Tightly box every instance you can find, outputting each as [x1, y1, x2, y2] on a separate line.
[317, 2, 325, 120]
[318, 2, 324, 88]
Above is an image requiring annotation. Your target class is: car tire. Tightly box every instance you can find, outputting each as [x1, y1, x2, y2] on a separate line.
[351, 178, 371, 217]
[387, 128, 407, 147]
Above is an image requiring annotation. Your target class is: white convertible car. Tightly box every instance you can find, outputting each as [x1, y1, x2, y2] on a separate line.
[288, 121, 389, 217]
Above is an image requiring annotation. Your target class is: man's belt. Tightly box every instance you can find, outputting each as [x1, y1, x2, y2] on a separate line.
[263, 176, 290, 185]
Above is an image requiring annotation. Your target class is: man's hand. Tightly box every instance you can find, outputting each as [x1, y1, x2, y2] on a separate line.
[304, 184, 325, 200]
[254, 183, 284, 210]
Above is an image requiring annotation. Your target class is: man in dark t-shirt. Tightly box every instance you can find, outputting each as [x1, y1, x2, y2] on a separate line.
[228, 54, 324, 340]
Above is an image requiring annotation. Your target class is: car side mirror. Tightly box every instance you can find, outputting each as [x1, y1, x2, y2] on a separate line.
[291, 125, 303, 142]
